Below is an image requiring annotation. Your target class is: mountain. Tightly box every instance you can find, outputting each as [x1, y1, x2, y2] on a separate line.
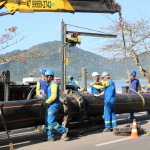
[0, 41, 148, 82]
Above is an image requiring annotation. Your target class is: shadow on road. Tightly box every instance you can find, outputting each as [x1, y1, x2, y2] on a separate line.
[0, 131, 45, 150]
[0, 124, 103, 149]
[0, 113, 150, 149]
[117, 113, 150, 126]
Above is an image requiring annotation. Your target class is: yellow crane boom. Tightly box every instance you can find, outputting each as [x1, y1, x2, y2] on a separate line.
[0, 0, 121, 15]
[0, 0, 74, 14]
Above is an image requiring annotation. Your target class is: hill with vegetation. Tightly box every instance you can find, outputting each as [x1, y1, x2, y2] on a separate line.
[0, 41, 148, 82]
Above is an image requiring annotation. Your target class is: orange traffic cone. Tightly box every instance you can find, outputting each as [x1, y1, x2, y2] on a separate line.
[130, 118, 139, 138]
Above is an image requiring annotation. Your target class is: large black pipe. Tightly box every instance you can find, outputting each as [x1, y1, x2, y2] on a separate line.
[84, 93, 150, 115]
[0, 93, 150, 131]
[0, 96, 80, 131]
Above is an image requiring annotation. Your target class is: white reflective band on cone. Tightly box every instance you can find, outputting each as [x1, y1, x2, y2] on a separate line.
[133, 122, 136, 126]
[131, 129, 138, 132]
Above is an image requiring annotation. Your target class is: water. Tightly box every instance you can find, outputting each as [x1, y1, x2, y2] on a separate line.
[115, 80, 147, 93]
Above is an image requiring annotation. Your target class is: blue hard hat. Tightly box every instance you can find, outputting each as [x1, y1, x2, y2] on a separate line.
[41, 69, 46, 76]
[45, 69, 54, 76]
[131, 70, 136, 76]
[68, 74, 73, 79]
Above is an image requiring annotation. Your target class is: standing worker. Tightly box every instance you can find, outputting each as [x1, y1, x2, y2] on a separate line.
[90, 72, 103, 95]
[42, 69, 68, 141]
[126, 70, 147, 119]
[68, 74, 80, 90]
[91, 71, 117, 132]
[36, 69, 48, 98]
[34, 69, 48, 132]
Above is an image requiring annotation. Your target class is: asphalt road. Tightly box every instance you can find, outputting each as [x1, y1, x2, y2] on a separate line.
[0, 112, 150, 150]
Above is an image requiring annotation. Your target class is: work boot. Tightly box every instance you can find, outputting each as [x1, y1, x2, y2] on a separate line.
[112, 127, 117, 132]
[43, 137, 55, 142]
[61, 128, 69, 139]
[103, 128, 111, 132]
[41, 126, 46, 133]
[47, 138, 55, 142]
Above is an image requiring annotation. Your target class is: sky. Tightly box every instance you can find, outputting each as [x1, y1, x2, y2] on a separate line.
[1, 0, 150, 55]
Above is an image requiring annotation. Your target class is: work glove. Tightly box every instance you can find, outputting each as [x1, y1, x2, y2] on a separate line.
[89, 83, 93, 86]
[94, 94, 99, 97]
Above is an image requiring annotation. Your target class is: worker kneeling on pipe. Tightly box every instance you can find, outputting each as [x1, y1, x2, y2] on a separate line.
[68, 74, 80, 90]
[42, 69, 68, 141]
[91, 71, 117, 132]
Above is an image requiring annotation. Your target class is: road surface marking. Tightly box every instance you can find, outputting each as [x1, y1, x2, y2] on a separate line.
[96, 134, 147, 147]
[96, 137, 131, 146]
[0, 141, 30, 148]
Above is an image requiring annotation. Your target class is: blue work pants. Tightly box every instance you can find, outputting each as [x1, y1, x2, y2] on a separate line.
[129, 91, 136, 118]
[104, 102, 117, 129]
[45, 105, 66, 139]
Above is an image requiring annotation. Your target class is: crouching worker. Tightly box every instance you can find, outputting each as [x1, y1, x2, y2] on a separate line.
[42, 69, 68, 141]
[68, 74, 80, 90]
[91, 71, 117, 132]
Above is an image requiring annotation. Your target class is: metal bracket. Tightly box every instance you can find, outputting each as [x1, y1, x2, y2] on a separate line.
[69, 90, 87, 122]
[60, 92, 70, 127]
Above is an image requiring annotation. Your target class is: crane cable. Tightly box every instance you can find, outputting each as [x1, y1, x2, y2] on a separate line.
[66, 24, 107, 34]
[118, 12, 145, 107]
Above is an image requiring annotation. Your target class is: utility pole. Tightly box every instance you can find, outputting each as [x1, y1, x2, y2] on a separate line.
[81, 68, 87, 90]
[61, 20, 67, 92]
[61, 21, 117, 92]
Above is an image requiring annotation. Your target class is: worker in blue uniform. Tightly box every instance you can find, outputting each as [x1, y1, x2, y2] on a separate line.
[126, 70, 147, 119]
[68, 74, 80, 90]
[91, 71, 117, 132]
[36, 69, 48, 98]
[42, 69, 68, 141]
[34, 69, 48, 132]
[90, 72, 103, 94]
